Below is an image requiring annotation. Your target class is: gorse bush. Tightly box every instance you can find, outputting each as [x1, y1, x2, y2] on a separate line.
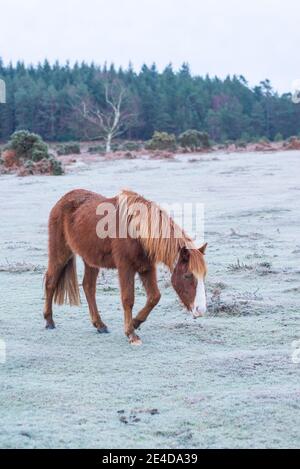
[49, 156, 64, 175]
[122, 141, 142, 152]
[57, 142, 81, 155]
[88, 141, 141, 153]
[111, 143, 121, 152]
[145, 131, 177, 151]
[274, 133, 283, 142]
[260, 136, 270, 143]
[31, 143, 49, 162]
[88, 144, 106, 154]
[7, 130, 49, 161]
[4, 130, 64, 176]
[178, 130, 210, 150]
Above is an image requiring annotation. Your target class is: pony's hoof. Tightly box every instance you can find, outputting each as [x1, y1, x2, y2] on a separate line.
[45, 322, 55, 330]
[97, 326, 110, 334]
[129, 334, 142, 346]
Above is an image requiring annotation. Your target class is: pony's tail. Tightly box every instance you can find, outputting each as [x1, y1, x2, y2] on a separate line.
[53, 256, 80, 306]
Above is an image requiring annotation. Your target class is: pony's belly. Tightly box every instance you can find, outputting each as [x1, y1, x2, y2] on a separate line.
[99, 253, 116, 269]
[83, 252, 116, 269]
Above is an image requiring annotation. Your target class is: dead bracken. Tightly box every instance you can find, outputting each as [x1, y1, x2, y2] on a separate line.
[118, 408, 159, 424]
[227, 259, 254, 272]
[227, 258, 274, 275]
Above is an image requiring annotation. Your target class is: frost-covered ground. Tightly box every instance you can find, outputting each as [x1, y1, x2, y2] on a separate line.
[0, 151, 299, 449]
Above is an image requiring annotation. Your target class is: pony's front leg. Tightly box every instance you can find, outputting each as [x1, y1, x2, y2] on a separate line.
[83, 263, 109, 333]
[133, 267, 161, 330]
[118, 265, 141, 345]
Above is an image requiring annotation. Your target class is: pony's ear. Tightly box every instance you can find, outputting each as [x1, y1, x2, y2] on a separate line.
[179, 246, 190, 263]
[199, 243, 208, 255]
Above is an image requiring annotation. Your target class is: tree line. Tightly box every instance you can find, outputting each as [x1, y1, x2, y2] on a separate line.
[0, 58, 299, 143]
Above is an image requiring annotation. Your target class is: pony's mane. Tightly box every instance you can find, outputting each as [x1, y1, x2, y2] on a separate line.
[117, 190, 205, 276]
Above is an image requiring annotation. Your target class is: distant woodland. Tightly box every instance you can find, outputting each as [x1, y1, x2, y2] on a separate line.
[0, 59, 299, 143]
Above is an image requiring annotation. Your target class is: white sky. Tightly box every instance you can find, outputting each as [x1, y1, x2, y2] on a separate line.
[1, 0, 299, 93]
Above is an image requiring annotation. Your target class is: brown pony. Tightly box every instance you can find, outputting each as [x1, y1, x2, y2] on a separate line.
[44, 189, 207, 345]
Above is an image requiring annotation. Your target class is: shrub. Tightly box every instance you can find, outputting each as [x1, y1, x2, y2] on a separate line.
[111, 143, 121, 152]
[178, 130, 210, 150]
[260, 136, 270, 143]
[236, 141, 246, 148]
[249, 135, 261, 143]
[88, 144, 106, 154]
[4, 130, 64, 175]
[24, 160, 34, 170]
[49, 156, 64, 175]
[274, 133, 283, 142]
[57, 142, 81, 155]
[240, 132, 251, 143]
[122, 141, 142, 152]
[31, 141, 50, 161]
[145, 131, 177, 151]
[7, 130, 49, 161]
[236, 138, 247, 148]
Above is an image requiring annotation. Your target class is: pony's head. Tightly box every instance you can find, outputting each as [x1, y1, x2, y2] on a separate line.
[171, 243, 208, 318]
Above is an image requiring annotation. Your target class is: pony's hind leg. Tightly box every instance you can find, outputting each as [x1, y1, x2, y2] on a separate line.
[83, 262, 109, 333]
[44, 260, 69, 329]
[44, 207, 74, 329]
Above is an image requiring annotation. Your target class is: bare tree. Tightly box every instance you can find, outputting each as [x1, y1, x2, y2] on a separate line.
[78, 81, 138, 153]
[0, 79, 6, 104]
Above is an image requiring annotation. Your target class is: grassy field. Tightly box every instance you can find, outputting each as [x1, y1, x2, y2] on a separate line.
[0, 150, 299, 448]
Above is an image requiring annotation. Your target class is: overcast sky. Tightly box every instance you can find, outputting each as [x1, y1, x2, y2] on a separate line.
[1, 0, 299, 93]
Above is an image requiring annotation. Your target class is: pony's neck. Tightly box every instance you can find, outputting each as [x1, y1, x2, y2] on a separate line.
[117, 189, 196, 270]
[141, 230, 195, 271]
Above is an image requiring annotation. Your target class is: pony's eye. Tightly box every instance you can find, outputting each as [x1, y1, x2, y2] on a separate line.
[183, 273, 193, 280]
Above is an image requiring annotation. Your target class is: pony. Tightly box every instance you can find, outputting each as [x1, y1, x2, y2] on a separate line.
[44, 189, 207, 345]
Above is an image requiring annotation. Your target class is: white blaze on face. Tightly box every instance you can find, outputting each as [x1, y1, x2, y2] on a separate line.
[192, 277, 207, 318]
